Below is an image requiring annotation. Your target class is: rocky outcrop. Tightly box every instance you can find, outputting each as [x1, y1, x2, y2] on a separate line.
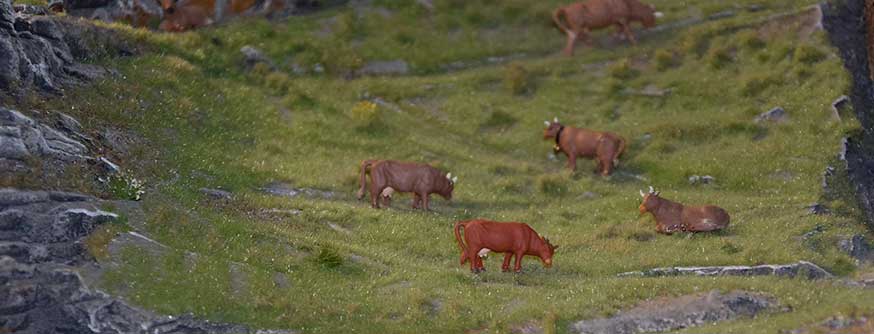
[823, 0, 874, 230]
[0, 0, 135, 95]
[0, 188, 295, 333]
[569, 291, 778, 334]
[617, 261, 833, 280]
[0, 108, 91, 171]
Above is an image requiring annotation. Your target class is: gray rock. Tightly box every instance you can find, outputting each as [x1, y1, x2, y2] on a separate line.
[831, 95, 851, 120]
[356, 60, 410, 76]
[688, 175, 715, 185]
[569, 290, 777, 334]
[838, 234, 873, 264]
[755, 107, 787, 123]
[0, 188, 298, 333]
[96, 156, 120, 174]
[617, 261, 832, 280]
[805, 203, 830, 215]
[261, 182, 335, 199]
[241, 45, 274, 70]
[200, 187, 234, 200]
[0, 108, 93, 172]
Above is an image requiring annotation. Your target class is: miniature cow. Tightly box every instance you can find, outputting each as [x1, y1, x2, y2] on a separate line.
[638, 186, 730, 234]
[543, 118, 626, 176]
[357, 159, 456, 210]
[158, 0, 282, 32]
[553, 0, 662, 56]
[454, 219, 557, 273]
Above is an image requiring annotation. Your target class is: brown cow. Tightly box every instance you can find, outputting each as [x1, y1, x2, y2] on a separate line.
[357, 159, 456, 210]
[553, 0, 662, 56]
[158, 0, 282, 32]
[638, 187, 730, 234]
[454, 219, 557, 273]
[543, 118, 626, 176]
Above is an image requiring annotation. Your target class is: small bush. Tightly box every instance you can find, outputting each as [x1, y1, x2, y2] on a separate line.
[537, 174, 569, 196]
[504, 63, 530, 95]
[264, 72, 291, 92]
[707, 46, 733, 69]
[349, 100, 380, 125]
[480, 110, 517, 130]
[316, 246, 343, 269]
[102, 171, 145, 201]
[740, 75, 779, 97]
[794, 44, 827, 64]
[608, 59, 639, 80]
[654, 49, 678, 71]
[738, 30, 766, 49]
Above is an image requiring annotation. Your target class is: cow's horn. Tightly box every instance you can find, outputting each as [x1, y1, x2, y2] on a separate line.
[654, 11, 664, 18]
[544, 121, 550, 126]
[452, 176, 458, 183]
[640, 190, 646, 198]
[655, 191, 661, 196]
[554, 117, 559, 123]
[446, 172, 451, 179]
[649, 186, 655, 193]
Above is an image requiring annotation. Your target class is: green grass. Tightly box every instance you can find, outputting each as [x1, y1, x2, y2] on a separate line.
[11, 0, 874, 333]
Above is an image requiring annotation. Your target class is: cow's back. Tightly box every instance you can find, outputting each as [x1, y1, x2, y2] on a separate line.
[373, 160, 433, 191]
[576, 0, 631, 28]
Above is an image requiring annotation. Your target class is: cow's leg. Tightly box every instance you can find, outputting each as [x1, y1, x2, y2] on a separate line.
[370, 184, 381, 209]
[475, 255, 485, 272]
[411, 193, 420, 209]
[601, 159, 615, 176]
[469, 247, 480, 273]
[567, 154, 577, 171]
[563, 30, 578, 56]
[513, 251, 524, 273]
[422, 193, 431, 211]
[619, 21, 637, 45]
[501, 253, 513, 272]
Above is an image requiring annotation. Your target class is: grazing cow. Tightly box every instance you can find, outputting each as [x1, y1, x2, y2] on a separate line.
[357, 159, 456, 210]
[543, 118, 626, 176]
[552, 0, 662, 56]
[158, 0, 282, 32]
[638, 187, 730, 234]
[454, 219, 558, 273]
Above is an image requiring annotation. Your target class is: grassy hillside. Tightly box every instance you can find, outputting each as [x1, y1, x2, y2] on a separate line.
[13, 0, 874, 333]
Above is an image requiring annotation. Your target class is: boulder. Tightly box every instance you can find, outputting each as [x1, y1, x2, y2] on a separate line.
[755, 107, 787, 123]
[570, 290, 778, 334]
[0, 188, 297, 333]
[617, 261, 833, 280]
[0, 108, 91, 169]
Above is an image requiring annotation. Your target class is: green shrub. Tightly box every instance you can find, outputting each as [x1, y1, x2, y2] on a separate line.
[504, 62, 530, 95]
[537, 174, 569, 196]
[740, 74, 779, 97]
[707, 46, 733, 69]
[349, 100, 380, 125]
[609, 58, 639, 80]
[103, 172, 145, 201]
[316, 246, 343, 269]
[794, 44, 827, 64]
[654, 49, 679, 71]
[738, 30, 766, 49]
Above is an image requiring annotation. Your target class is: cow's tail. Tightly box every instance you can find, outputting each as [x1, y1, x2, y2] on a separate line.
[454, 221, 468, 265]
[613, 136, 627, 167]
[357, 160, 376, 200]
[553, 7, 571, 35]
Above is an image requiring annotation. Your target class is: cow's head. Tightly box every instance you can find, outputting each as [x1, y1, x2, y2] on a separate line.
[440, 172, 457, 200]
[543, 117, 562, 139]
[539, 237, 558, 268]
[638, 186, 662, 214]
[638, 4, 662, 28]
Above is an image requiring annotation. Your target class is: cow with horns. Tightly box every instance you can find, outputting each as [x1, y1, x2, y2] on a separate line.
[357, 160, 456, 210]
[543, 117, 626, 176]
[552, 0, 663, 56]
[638, 187, 730, 234]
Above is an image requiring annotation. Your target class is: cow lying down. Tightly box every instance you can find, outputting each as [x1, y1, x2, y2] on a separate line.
[639, 187, 730, 234]
[454, 219, 557, 273]
[357, 159, 456, 210]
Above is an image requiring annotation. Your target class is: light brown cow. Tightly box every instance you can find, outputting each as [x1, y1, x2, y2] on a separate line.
[638, 187, 730, 234]
[543, 118, 626, 176]
[357, 159, 456, 210]
[553, 0, 662, 56]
